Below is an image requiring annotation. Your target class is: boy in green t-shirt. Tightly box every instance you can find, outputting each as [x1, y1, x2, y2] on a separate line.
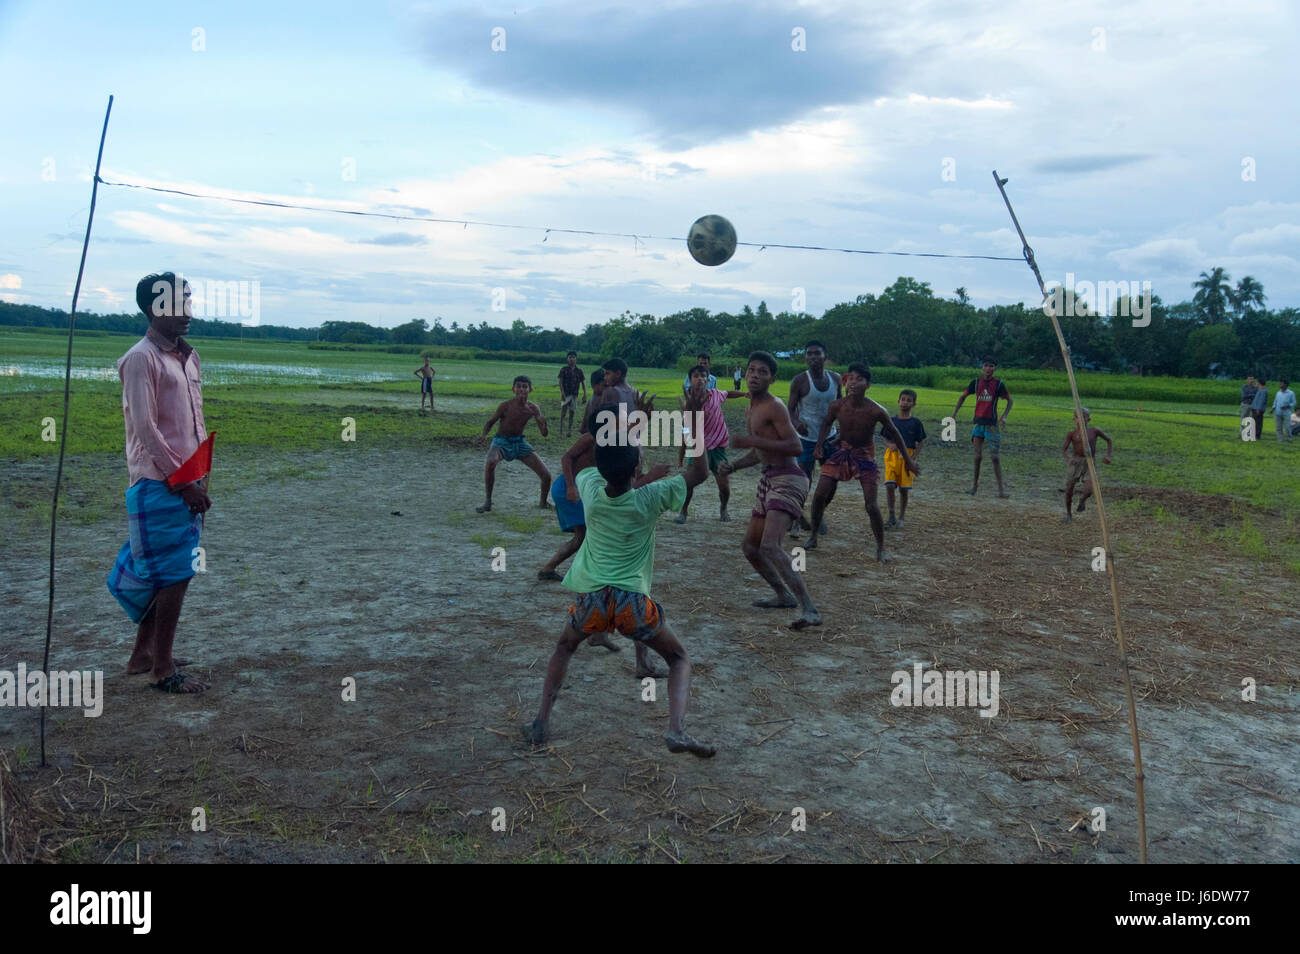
[522, 438, 715, 757]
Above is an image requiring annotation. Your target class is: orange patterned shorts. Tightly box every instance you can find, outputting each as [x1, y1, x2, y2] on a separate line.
[569, 586, 664, 642]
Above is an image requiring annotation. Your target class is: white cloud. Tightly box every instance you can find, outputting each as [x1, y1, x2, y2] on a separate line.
[1107, 238, 1207, 273]
[1229, 223, 1300, 255]
[0, 273, 21, 290]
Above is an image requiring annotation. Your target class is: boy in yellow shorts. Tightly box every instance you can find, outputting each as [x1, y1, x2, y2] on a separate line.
[884, 389, 926, 529]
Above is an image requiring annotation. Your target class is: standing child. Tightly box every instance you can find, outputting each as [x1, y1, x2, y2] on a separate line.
[805, 364, 915, 562]
[414, 356, 436, 412]
[556, 351, 586, 438]
[953, 358, 1012, 497]
[717, 351, 821, 629]
[476, 376, 551, 514]
[676, 364, 748, 522]
[1060, 408, 1112, 521]
[884, 389, 926, 529]
[522, 439, 715, 757]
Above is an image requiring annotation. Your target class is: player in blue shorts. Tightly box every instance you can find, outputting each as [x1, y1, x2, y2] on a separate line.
[539, 369, 606, 581]
[476, 376, 550, 514]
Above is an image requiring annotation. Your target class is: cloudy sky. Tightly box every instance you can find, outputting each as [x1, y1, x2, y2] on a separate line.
[1, 0, 1295, 331]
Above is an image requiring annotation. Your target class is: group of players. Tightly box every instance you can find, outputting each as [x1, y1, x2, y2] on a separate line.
[464, 342, 1115, 757]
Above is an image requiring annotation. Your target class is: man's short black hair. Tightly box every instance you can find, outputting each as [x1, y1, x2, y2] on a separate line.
[688, 364, 709, 380]
[566, 350, 577, 358]
[805, 340, 827, 353]
[697, 352, 711, 360]
[136, 272, 183, 319]
[748, 350, 778, 376]
[845, 362, 871, 381]
[899, 388, 917, 400]
[602, 357, 628, 376]
[513, 375, 532, 387]
[594, 440, 639, 484]
[590, 368, 605, 387]
[981, 357, 998, 367]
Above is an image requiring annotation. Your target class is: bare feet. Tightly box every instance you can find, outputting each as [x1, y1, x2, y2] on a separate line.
[152, 670, 208, 694]
[804, 535, 819, 550]
[965, 486, 978, 495]
[877, 549, 892, 564]
[790, 608, 822, 630]
[664, 730, 716, 758]
[997, 491, 1011, 499]
[128, 656, 191, 675]
[753, 593, 798, 608]
[719, 508, 730, 522]
[1062, 514, 1072, 524]
[521, 720, 547, 746]
[475, 502, 492, 514]
[537, 568, 563, 581]
[1077, 499, 1086, 512]
[675, 511, 688, 524]
[539, 500, 551, 509]
[636, 663, 669, 679]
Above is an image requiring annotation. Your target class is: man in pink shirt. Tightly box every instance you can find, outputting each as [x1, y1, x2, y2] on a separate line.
[676, 363, 748, 522]
[106, 272, 212, 694]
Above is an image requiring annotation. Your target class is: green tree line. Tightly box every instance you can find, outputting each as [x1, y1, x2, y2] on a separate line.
[4, 268, 1295, 377]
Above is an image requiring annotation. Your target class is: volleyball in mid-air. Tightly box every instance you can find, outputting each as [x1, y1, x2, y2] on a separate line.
[687, 214, 737, 266]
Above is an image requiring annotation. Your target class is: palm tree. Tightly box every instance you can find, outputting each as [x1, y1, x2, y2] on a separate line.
[1231, 275, 1266, 318]
[1192, 267, 1232, 324]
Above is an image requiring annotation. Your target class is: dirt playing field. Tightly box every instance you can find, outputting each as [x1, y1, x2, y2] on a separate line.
[2, 438, 1297, 863]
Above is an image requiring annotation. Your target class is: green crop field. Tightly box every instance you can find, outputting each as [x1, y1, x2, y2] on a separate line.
[3, 329, 1297, 570]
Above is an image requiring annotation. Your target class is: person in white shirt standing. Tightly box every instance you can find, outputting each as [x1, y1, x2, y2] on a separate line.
[1274, 379, 1296, 442]
[786, 340, 841, 534]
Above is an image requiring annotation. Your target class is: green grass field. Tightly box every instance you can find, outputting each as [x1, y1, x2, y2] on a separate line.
[3, 328, 1297, 568]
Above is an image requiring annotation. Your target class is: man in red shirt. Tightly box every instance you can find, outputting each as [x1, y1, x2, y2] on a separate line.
[952, 358, 1013, 498]
[106, 272, 212, 694]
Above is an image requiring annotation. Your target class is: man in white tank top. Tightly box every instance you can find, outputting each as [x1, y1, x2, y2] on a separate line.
[787, 340, 841, 533]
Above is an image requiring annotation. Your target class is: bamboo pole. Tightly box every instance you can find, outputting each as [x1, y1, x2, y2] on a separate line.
[991, 170, 1148, 863]
[42, 95, 114, 767]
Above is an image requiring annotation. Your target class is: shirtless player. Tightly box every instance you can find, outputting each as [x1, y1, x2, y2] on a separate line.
[805, 363, 916, 562]
[718, 351, 821, 629]
[476, 375, 551, 513]
[1060, 408, 1112, 522]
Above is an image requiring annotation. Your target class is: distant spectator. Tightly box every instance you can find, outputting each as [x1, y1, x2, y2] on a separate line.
[1250, 380, 1268, 442]
[1274, 379, 1296, 443]
[1240, 376, 1258, 422]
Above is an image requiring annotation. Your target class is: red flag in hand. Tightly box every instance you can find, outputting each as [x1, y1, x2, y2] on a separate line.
[165, 432, 216, 489]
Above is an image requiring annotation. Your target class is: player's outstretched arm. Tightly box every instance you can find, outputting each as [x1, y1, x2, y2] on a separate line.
[1098, 429, 1114, 462]
[530, 402, 549, 437]
[481, 402, 506, 438]
[683, 442, 709, 490]
[734, 404, 802, 457]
